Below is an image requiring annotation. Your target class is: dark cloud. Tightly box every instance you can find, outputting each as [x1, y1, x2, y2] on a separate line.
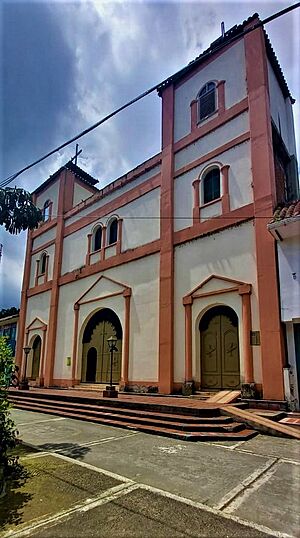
[1, 1, 75, 178]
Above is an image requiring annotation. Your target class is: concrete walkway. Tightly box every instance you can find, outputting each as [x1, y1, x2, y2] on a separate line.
[1, 408, 299, 537]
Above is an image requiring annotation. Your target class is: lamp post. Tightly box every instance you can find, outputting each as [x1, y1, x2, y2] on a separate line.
[19, 346, 31, 390]
[103, 335, 118, 398]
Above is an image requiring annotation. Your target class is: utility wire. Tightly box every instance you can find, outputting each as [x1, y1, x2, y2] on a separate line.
[1, 2, 299, 188]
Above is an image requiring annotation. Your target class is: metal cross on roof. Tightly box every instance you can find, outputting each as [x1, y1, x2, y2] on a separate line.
[70, 144, 82, 166]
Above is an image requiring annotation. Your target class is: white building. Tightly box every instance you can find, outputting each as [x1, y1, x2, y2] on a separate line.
[16, 14, 299, 402]
[269, 201, 300, 409]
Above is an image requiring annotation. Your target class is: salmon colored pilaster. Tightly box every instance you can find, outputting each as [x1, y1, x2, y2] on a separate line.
[238, 285, 254, 383]
[159, 84, 174, 394]
[16, 228, 34, 369]
[221, 165, 230, 213]
[86, 233, 92, 265]
[117, 218, 123, 255]
[192, 179, 200, 223]
[38, 326, 47, 386]
[244, 23, 284, 399]
[183, 296, 193, 382]
[72, 304, 79, 384]
[122, 289, 131, 387]
[190, 100, 197, 131]
[44, 170, 67, 387]
[217, 80, 225, 115]
[101, 226, 106, 261]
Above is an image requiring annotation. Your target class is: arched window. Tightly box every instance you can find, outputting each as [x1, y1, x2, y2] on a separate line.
[198, 82, 216, 121]
[203, 167, 220, 204]
[43, 200, 51, 221]
[92, 226, 102, 252]
[39, 252, 47, 274]
[107, 217, 118, 245]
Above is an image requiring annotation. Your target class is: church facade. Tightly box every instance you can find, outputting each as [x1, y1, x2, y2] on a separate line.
[16, 15, 299, 401]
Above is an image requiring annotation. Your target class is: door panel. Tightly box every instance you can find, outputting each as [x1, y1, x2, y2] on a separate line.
[201, 310, 240, 389]
[32, 337, 41, 379]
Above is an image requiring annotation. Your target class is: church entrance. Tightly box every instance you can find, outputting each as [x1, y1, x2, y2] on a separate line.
[199, 306, 240, 390]
[31, 335, 41, 379]
[81, 308, 122, 384]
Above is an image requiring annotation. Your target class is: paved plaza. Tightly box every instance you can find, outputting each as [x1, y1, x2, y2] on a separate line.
[1, 408, 299, 537]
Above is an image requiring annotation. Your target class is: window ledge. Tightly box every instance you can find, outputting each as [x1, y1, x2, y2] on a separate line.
[200, 197, 222, 209]
[197, 110, 218, 126]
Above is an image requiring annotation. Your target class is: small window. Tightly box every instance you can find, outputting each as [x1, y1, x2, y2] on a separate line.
[93, 226, 102, 251]
[39, 253, 47, 274]
[198, 82, 216, 121]
[43, 200, 51, 221]
[108, 218, 118, 245]
[203, 168, 220, 204]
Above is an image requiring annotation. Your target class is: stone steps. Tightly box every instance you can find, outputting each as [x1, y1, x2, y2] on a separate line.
[8, 390, 256, 442]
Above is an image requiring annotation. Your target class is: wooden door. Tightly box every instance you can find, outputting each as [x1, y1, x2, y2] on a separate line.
[86, 347, 97, 382]
[201, 309, 240, 389]
[97, 321, 122, 384]
[31, 336, 41, 379]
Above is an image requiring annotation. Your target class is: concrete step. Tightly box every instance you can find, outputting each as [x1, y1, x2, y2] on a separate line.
[9, 394, 236, 424]
[11, 401, 256, 441]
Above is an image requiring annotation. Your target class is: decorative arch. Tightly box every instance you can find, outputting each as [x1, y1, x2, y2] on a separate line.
[72, 275, 131, 388]
[24, 317, 47, 386]
[199, 304, 240, 389]
[106, 215, 119, 245]
[35, 251, 49, 286]
[197, 81, 217, 121]
[192, 162, 230, 223]
[182, 275, 253, 388]
[190, 79, 225, 132]
[42, 199, 52, 221]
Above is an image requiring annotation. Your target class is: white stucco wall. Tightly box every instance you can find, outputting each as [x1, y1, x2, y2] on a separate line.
[174, 221, 260, 383]
[25, 291, 51, 329]
[29, 243, 55, 287]
[174, 111, 249, 171]
[32, 226, 57, 250]
[174, 140, 252, 231]
[277, 236, 300, 322]
[54, 254, 160, 382]
[36, 180, 60, 220]
[66, 165, 161, 227]
[174, 41, 247, 142]
[73, 183, 94, 206]
[61, 189, 160, 274]
[267, 60, 297, 156]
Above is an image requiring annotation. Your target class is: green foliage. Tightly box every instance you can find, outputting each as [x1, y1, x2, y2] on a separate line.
[0, 187, 42, 235]
[0, 308, 20, 320]
[0, 337, 19, 496]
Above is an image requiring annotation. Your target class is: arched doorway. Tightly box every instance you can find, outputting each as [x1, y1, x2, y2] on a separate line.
[199, 306, 240, 389]
[81, 308, 122, 384]
[86, 347, 97, 382]
[31, 336, 41, 379]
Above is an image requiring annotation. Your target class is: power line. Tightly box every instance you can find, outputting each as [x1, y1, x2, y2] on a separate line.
[1, 2, 299, 189]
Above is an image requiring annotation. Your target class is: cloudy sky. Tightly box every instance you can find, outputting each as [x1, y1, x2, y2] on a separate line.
[0, 0, 299, 308]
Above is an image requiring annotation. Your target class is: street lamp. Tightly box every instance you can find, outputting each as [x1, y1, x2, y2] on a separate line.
[19, 346, 31, 390]
[103, 335, 118, 398]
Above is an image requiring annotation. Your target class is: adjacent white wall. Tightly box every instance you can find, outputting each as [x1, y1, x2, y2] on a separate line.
[54, 254, 160, 382]
[66, 165, 161, 227]
[25, 292, 51, 328]
[36, 180, 60, 220]
[277, 235, 300, 322]
[61, 189, 160, 274]
[174, 140, 252, 231]
[175, 111, 249, 171]
[174, 41, 247, 142]
[32, 226, 56, 250]
[174, 221, 260, 383]
[73, 182, 94, 206]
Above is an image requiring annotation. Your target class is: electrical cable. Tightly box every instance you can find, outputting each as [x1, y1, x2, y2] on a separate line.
[1, 2, 299, 188]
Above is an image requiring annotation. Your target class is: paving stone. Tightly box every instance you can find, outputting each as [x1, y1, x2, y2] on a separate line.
[0, 455, 121, 536]
[34, 488, 268, 538]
